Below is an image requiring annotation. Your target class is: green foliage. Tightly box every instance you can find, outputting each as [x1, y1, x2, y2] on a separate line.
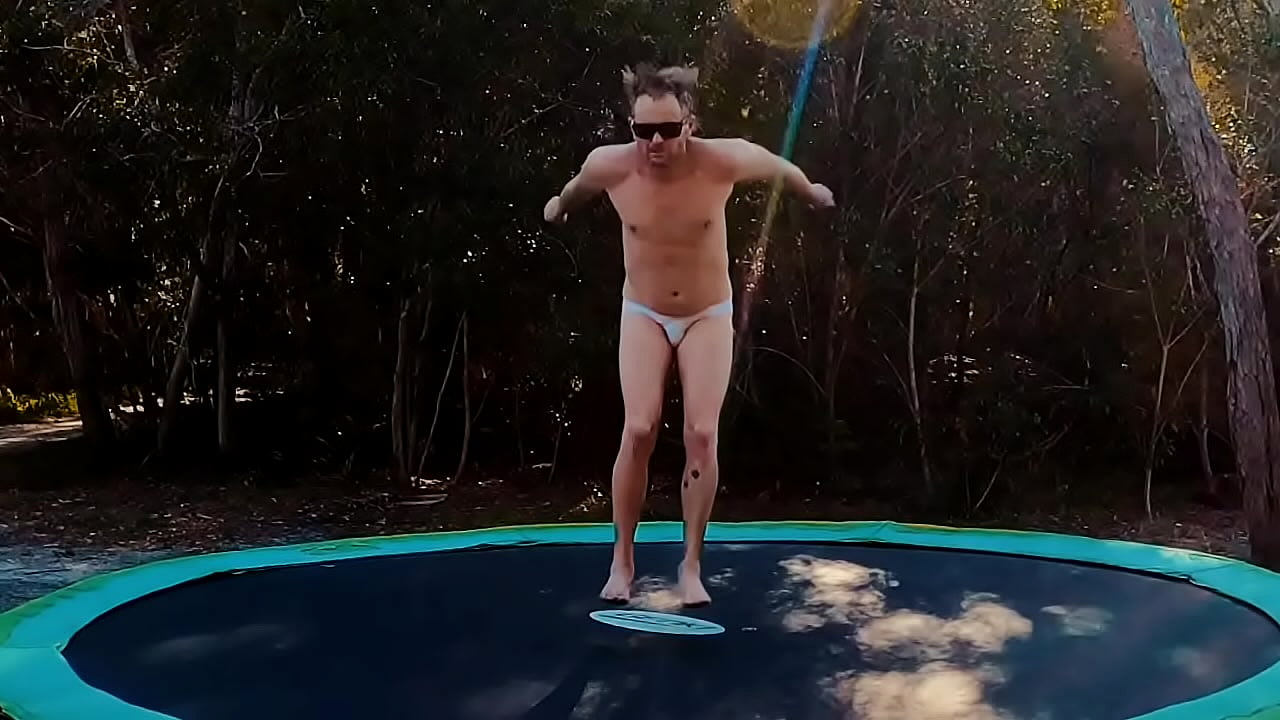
[0, 389, 79, 425]
[0, 0, 1276, 506]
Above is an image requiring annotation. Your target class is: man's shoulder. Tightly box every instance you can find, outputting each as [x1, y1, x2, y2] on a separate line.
[692, 137, 754, 177]
[582, 143, 637, 182]
[695, 136, 751, 149]
[584, 143, 636, 166]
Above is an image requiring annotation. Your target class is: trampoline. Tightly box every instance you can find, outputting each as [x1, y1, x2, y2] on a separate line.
[2, 522, 1280, 720]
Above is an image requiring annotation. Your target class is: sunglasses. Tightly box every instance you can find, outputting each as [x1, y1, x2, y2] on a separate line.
[631, 121, 685, 140]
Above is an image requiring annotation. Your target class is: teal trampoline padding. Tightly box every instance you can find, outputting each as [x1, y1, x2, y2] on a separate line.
[1, 520, 1278, 720]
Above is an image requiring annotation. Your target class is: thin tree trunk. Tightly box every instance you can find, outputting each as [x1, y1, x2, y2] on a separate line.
[1126, 0, 1280, 568]
[907, 254, 934, 498]
[157, 37, 245, 456]
[514, 381, 526, 470]
[215, 319, 231, 452]
[1145, 344, 1171, 519]
[417, 313, 464, 478]
[215, 225, 236, 455]
[1198, 356, 1218, 497]
[452, 314, 471, 483]
[407, 292, 431, 467]
[113, 0, 139, 69]
[548, 404, 567, 485]
[391, 297, 414, 484]
[822, 261, 847, 489]
[41, 202, 114, 451]
[157, 237, 211, 454]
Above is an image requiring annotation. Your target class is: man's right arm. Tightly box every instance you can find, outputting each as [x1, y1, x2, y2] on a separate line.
[545, 146, 625, 223]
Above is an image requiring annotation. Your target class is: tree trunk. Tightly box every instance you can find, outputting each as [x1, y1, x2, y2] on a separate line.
[1125, 0, 1280, 568]
[1198, 357, 1217, 498]
[113, 0, 139, 69]
[907, 254, 934, 498]
[41, 202, 114, 451]
[157, 236, 211, 454]
[391, 296, 414, 484]
[215, 317, 232, 453]
[452, 314, 471, 483]
[514, 381, 526, 469]
[215, 223, 236, 455]
[418, 313, 464, 479]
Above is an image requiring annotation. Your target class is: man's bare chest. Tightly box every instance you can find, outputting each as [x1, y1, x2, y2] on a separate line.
[607, 175, 732, 243]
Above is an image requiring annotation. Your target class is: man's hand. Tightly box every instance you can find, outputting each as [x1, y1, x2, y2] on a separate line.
[544, 195, 567, 223]
[808, 183, 835, 209]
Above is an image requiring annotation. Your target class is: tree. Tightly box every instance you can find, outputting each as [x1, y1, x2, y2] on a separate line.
[1124, 0, 1280, 568]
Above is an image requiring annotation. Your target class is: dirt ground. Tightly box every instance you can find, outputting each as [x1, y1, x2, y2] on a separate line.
[0, 469, 1250, 558]
[0, 419, 81, 454]
[0, 419, 1255, 614]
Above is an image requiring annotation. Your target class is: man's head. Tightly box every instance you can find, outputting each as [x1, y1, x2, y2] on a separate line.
[622, 63, 699, 167]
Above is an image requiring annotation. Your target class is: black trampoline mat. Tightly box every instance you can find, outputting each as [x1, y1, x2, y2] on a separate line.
[61, 542, 1280, 720]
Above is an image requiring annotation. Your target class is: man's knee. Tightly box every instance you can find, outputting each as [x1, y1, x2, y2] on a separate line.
[683, 421, 717, 457]
[622, 417, 659, 453]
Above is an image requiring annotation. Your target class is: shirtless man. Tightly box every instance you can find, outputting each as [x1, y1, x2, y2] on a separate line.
[543, 63, 833, 606]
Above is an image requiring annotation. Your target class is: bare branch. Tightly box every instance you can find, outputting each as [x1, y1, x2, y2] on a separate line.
[0, 268, 38, 321]
[21, 44, 122, 67]
[0, 215, 34, 238]
[1257, 209, 1280, 249]
[500, 52, 598, 138]
[753, 346, 826, 397]
[418, 313, 465, 478]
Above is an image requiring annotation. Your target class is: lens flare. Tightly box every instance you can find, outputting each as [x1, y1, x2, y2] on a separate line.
[733, 0, 837, 364]
[731, 0, 862, 49]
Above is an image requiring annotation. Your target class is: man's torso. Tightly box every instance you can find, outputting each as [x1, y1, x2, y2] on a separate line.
[602, 140, 736, 317]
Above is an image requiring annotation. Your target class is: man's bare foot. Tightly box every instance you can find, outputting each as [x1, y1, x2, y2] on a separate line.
[677, 561, 711, 607]
[600, 562, 634, 604]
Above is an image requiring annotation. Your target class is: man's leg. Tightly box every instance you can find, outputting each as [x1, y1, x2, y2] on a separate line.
[600, 307, 672, 602]
[674, 310, 734, 606]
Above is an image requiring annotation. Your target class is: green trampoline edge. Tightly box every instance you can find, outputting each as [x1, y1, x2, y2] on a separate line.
[1, 519, 1278, 720]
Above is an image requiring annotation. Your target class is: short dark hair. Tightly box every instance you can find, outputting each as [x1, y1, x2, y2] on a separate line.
[621, 63, 700, 113]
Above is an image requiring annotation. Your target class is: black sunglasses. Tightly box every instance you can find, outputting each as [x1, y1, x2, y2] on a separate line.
[631, 121, 685, 140]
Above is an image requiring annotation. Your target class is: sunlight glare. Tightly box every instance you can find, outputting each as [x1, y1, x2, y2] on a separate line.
[833, 663, 1008, 720]
[730, 0, 862, 49]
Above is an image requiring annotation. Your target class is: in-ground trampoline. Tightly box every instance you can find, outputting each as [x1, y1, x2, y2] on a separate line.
[1, 522, 1280, 720]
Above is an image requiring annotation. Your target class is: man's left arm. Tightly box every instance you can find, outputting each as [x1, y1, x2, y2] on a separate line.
[720, 139, 834, 207]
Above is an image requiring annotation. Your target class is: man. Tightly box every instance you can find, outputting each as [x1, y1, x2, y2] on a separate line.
[543, 63, 833, 606]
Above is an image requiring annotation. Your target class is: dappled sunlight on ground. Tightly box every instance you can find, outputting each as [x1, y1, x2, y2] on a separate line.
[831, 663, 1011, 720]
[0, 419, 81, 454]
[773, 554, 1035, 720]
[631, 575, 684, 612]
[775, 555, 891, 631]
[628, 566, 737, 611]
[707, 567, 736, 588]
[461, 678, 559, 719]
[138, 623, 298, 664]
[857, 594, 1032, 663]
[1169, 647, 1215, 683]
[1041, 604, 1112, 637]
[567, 678, 632, 720]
